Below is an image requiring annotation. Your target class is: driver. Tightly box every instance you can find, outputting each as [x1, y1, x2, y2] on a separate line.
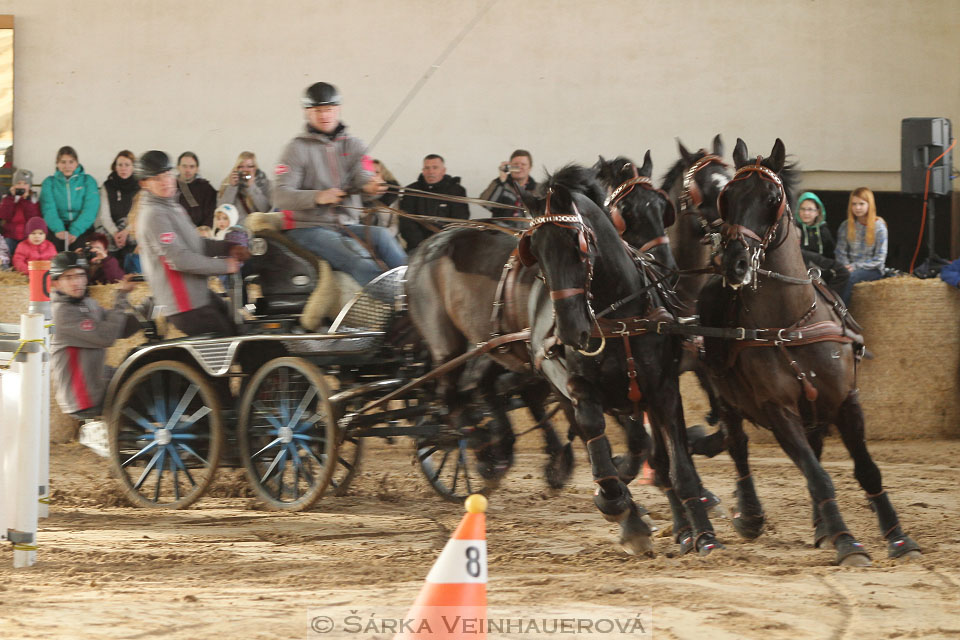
[49, 251, 140, 418]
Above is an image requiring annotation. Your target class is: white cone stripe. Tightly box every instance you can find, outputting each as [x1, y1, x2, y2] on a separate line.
[425, 539, 487, 584]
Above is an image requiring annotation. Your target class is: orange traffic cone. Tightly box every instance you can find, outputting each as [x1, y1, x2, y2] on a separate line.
[396, 494, 488, 640]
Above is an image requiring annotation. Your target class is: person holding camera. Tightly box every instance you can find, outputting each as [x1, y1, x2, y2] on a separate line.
[273, 81, 406, 285]
[218, 151, 272, 221]
[136, 150, 249, 337]
[49, 251, 141, 417]
[0, 168, 42, 256]
[82, 232, 125, 284]
[396, 154, 469, 251]
[479, 149, 537, 215]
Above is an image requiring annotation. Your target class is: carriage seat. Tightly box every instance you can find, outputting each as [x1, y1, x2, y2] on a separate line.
[242, 212, 348, 328]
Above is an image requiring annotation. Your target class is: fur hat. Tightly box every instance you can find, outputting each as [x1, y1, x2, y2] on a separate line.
[25, 217, 48, 235]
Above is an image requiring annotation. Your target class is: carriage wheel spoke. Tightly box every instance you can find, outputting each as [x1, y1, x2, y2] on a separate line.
[167, 383, 200, 429]
[176, 443, 209, 467]
[278, 367, 290, 423]
[252, 438, 283, 460]
[153, 447, 167, 502]
[418, 445, 439, 462]
[252, 400, 284, 430]
[122, 440, 158, 468]
[288, 387, 317, 429]
[151, 372, 168, 424]
[175, 406, 212, 431]
[122, 407, 156, 432]
[135, 385, 157, 422]
[260, 448, 288, 486]
[170, 445, 198, 487]
[431, 450, 451, 483]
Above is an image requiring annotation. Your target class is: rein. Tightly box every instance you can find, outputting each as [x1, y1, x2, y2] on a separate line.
[383, 183, 528, 214]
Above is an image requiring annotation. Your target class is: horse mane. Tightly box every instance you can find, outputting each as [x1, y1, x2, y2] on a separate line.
[661, 150, 706, 191]
[540, 164, 606, 210]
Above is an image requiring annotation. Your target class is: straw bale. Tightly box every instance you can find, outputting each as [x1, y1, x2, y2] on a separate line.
[681, 275, 960, 442]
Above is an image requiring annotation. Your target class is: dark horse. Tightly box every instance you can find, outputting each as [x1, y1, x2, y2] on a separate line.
[521, 166, 720, 555]
[697, 138, 921, 565]
[661, 136, 733, 434]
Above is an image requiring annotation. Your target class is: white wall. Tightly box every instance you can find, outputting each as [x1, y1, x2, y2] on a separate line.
[2, 0, 957, 207]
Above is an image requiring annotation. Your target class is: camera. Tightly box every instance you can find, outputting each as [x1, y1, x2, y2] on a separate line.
[80, 241, 98, 264]
[14, 188, 24, 196]
[500, 163, 515, 173]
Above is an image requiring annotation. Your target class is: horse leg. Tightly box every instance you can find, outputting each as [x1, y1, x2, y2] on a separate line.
[805, 425, 831, 548]
[472, 366, 516, 486]
[835, 392, 921, 560]
[695, 365, 721, 426]
[766, 404, 871, 566]
[613, 414, 649, 484]
[723, 406, 766, 540]
[569, 379, 654, 557]
[520, 385, 574, 489]
[646, 382, 722, 556]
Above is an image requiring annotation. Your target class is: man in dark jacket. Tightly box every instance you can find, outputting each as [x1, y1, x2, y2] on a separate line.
[397, 154, 469, 251]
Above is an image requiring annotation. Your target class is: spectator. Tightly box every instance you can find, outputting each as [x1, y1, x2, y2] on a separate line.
[136, 150, 247, 337]
[835, 187, 887, 305]
[48, 251, 140, 417]
[0, 228, 8, 269]
[212, 203, 239, 240]
[0, 168, 42, 256]
[84, 232, 125, 284]
[479, 149, 537, 215]
[13, 217, 57, 273]
[177, 151, 218, 227]
[218, 151, 271, 220]
[0, 145, 14, 194]
[40, 146, 100, 251]
[196, 225, 213, 239]
[95, 150, 139, 262]
[273, 81, 406, 285]
[794, 191, 849, 298]
[397, 154, 469, 251]
[361, 159, 401, 237]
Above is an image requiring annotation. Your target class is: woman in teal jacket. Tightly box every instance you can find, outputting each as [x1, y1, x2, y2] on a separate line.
[40, 145, 100, 251]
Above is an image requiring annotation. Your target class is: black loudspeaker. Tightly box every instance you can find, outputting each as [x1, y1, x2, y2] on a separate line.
[901, 117, 953, 195]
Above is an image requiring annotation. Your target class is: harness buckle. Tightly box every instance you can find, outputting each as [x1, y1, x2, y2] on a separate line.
[777, 328, 789, 342]
[656, 321, 666, 335]
[736, 327, 746, 340]
[614, 321, 628, 335]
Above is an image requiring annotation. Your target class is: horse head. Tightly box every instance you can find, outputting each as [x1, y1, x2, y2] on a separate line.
[518, 183, 598, 351]
[674, 134, 730, 229]
[595, 152, 677, 268]
[716, 138, 798, 288]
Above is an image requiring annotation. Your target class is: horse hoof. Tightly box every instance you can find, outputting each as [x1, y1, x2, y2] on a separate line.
[620, 534, 655, 557]
[836, 537, 872, 567]
[888, 535, 922, 560]
[700, 489, 724, 519]
[698, 539, 724, 557]
[897, 550, 922, 562]
[544, 444, 574, 489]
[839, 553, 872, 567]
[731, 511, 765, 540]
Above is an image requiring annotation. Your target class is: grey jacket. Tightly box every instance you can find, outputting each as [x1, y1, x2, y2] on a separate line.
[272, 124, 373, 227]
[137, 191, 233, 316]
[51, 290, 139, 414]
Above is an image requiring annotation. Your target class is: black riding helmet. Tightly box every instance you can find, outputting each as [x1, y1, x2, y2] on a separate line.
[136, 150, 173, 180]
[49, 251, 88, 281]
[301, 82, 340, 108]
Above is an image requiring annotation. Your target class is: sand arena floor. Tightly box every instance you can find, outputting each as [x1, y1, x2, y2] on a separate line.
[1, 413, 959, 640]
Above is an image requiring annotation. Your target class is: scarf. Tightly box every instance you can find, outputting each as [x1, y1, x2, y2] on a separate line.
[103, 172, 140, 225]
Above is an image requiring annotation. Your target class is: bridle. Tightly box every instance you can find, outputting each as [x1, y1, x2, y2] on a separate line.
[603, 163, 676, 253]
[716, 157, 792, 286]
[679, 152, 729, 238]
[518, 189, 596, 302]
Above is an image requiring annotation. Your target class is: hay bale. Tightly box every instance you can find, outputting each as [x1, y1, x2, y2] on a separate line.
[850, 275, 960, 439]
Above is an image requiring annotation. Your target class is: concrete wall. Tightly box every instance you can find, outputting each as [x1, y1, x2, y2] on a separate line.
[0, 0, 957, 207]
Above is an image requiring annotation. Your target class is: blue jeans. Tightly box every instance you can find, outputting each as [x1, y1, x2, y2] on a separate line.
[841, 267, 884, 305]
[286, 225, 407, 285]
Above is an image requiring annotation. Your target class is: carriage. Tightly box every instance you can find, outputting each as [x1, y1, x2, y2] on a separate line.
[101, 238, 519, 511]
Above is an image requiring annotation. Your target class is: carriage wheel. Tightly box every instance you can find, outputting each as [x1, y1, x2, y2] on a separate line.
[238, 357, 338, 511]
[416, 436, 490, 504]
[108, 360, 224, 509]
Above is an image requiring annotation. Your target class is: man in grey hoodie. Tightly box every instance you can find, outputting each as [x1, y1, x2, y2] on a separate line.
[273, 82, 406, 285]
